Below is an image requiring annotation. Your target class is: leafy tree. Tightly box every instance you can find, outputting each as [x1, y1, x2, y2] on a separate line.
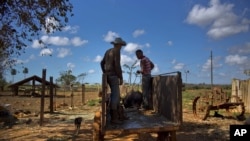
[57, 70, 76, 86]
[0, 0, 73, 68]
[11, 68, 17, 82]
[23, 67, 28, 78]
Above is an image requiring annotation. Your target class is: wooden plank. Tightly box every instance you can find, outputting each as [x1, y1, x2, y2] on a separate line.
[105, 125, 179, 135]
[152, 72, 183, 124]
[104, 109, 180, 135]
[101, 74, 107, 133]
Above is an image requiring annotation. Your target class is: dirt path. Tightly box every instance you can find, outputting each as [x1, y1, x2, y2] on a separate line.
[0, 94, 247, 141]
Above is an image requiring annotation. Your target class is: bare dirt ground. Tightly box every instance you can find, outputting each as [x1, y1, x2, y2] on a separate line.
[0, 92, 248, 141]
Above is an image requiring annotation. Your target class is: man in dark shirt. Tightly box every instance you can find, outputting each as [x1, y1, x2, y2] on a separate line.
[101, 37, 126, 124]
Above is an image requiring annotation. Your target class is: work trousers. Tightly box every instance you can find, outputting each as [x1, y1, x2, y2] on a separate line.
[142, 74, 151, 109]
[107, 75, 120, 110]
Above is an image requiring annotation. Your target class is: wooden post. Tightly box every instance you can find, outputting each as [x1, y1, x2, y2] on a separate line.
[32, 79, 35, 94]
[82, 84, 85, 105]
[70, 84, 74, 108]
[49, 76, 53, 113]
[40, 69, 46, 126]
[101, 74, 107, 132]
[54, 83, 57, 111]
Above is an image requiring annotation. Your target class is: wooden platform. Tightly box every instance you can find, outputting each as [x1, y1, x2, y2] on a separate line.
[93, 72, 182, 141]
[105, 108, 180, 135]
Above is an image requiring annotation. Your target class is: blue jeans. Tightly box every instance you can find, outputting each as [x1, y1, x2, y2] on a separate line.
[142, 74, 151, 108]
[107, 75, 120, 110]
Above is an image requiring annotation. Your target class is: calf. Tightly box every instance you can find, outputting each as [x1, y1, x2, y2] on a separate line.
[122, 90, 142, 109]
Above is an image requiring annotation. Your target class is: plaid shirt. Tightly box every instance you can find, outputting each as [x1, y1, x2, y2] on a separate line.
[140, 56, 152, 75]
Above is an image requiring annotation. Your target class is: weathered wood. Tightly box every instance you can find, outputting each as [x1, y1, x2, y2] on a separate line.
[93, 111, 103, 141]
[40, 69, 46, 126]
[95, 72, 182, 140]
[232, 79, 250, 113]
[49, 76, 53, 113]
[101, 74, 107, 133]
[82, 84, 85, 105]
[157, 131, 176, 141]
[105, 109, 179, 135]
[152, 72, 183, 124]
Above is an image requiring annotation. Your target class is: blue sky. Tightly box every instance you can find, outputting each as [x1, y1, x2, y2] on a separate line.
[7, 0, 250, 85]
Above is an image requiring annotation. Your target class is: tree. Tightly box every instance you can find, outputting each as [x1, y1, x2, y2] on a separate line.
[57, 70, 76, 86]
[77, 73, 87, 84]
[0, 55, 7, 89]
[0, 71, 7, 91]
[0, 0, 73, 68]
[23, 67, 28, 78]
[244, 69, 250, 77]
[11, 68, 17, 82]
[123, 60, 138, 86]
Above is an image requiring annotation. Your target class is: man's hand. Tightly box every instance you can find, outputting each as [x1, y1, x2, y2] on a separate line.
[136, 70, 142, 74]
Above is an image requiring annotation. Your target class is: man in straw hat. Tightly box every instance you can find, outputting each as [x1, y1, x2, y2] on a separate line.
[101, 37, 126, 124]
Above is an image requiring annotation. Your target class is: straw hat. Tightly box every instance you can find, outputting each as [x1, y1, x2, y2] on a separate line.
[111, 37, 126, 46]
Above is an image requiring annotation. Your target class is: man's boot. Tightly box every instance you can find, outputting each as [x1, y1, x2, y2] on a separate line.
[110, 110, 122, 124]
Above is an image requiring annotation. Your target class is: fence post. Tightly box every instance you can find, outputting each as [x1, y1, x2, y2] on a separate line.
[82, 84, 85, 105]
[40, 69, 46, 126]
[70, 84, 74, 108]
[49, 76, 53, 113]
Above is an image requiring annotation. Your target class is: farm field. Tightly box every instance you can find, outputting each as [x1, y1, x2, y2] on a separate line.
[0, 89, 249, 141]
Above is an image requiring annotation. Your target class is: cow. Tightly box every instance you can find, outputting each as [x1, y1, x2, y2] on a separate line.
[122, 90, 143, 109]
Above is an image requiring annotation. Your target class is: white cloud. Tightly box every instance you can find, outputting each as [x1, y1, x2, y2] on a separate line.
[186, 0, 250, 39]
[170, 59, 185, 70]
[29, 54, 35, 60]
[167, 41, 173, 46]
[202, 56, 222, 72]
[152, 64, 159, 74]
[202, 59, 212, 72]
[62, 25, 79, 34]
[41, 35, 69, 46]
[133, 29, 145, 38]
[83, 56, 91, 62]
[173, 63, 185, 70]
[121, 54, 134, 66]
[219, 72, 226, 76]
[40, 48, 53, 56]
[32, 40, 44, 48]
[145, 43, 150, 48]
[88, 69, 95, 74]
[229, 42, 250, 55]
[186, 0, 228, 26]
[225, 54, 248, 65]
[94, 55, 102, 62]
[57, 48, 72, 58]
[32, 35, 87, 48]
[103, 31, 119, 42]
[124, 43, 141, 54]
[207, 23, 249, 39]
[171, 59, 177, 64]
[71, 37, 88, 46]
[67, 62, 75, 70]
